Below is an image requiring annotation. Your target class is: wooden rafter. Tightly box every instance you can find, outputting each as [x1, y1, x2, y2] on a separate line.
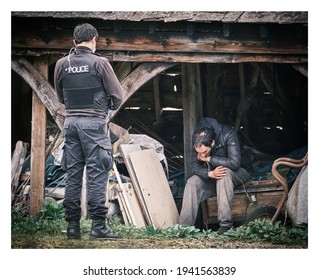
[11, 57, 176, 126]
[11, 58, 65, 131]
[110, 62, 176, 121]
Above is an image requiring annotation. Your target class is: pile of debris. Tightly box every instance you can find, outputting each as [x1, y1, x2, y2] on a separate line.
[11, 122, 180, 228]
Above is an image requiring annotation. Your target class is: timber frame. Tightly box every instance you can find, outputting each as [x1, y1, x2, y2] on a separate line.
[11, 11, 308, 214]
[12, 12, 307, 63]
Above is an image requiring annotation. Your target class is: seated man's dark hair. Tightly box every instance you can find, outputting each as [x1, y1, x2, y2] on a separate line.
[192, 127, 216, 147]
[73, 23, 99, 44]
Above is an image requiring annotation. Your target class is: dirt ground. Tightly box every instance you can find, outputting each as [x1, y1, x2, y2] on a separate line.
[11, 236, 307, 249]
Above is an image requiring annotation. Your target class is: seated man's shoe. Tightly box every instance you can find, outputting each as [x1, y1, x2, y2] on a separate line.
[67, 220, 81, 240]
[217, 226, 232, 235]
[90, 220, 121, 240]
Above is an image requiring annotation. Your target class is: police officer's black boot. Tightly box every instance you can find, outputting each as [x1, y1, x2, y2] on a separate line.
[67, 220, 81, 240]
[90, 220, 120, 240]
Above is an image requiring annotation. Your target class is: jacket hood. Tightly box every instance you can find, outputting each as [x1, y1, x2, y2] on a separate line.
[197, 117, 222, 140]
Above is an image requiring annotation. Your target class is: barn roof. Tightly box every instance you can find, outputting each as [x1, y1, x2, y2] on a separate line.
[11, 11, 308, 24]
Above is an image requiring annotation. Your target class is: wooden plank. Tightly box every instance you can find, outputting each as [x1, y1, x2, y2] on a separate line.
[206, 190, 284, 218]
[113, 51, 307, 64]
[244, 179, 279, 186]
[121, 183, 147, 228]
[11, 141, 29, 202]
[119, 144, 153, 225]
[116, 191, 130, 226]
[234, 179, 283, 194]
[113, 162, 134, 225]
[129, 149, 179, 229]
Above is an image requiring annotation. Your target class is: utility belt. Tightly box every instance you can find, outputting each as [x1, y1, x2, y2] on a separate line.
[65, 109, 107, 118]
[66, 115, 106, 118]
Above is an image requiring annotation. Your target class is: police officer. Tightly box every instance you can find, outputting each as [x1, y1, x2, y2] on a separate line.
[54, 23, 124, 240]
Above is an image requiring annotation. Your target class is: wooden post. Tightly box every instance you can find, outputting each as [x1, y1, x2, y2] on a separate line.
[238, 63, 246, 98]
[153, 76, 162, 121]
[205, 64, 223, 119]
[237, 63, 249, 132]
[182, 63, 203, 181]
[30, 57, 47, 215]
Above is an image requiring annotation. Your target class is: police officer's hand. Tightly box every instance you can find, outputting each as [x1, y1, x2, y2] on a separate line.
[208, 166, 227, 180]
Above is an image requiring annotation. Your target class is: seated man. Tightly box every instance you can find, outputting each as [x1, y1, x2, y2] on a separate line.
[179, 118, 250, 235]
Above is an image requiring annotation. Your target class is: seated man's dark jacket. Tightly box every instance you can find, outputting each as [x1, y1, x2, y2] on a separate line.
[190, 118, 243, 180]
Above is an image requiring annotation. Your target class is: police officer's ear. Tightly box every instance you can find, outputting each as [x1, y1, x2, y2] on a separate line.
[73, 39, 77, 47]
[89, 36, 97, 53]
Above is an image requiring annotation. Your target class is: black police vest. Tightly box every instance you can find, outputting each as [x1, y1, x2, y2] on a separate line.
[61, 50, 108, 112]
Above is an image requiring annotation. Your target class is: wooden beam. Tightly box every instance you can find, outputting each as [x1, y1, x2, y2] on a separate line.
[12, 30, 307, 55]
[112, 51, 307, 64]
[12, 49, 307, 64]
[102, 24, 308, 54]
[114, 62, 136, 82]
[11, 57, 65, 131]
[292, 64, 308, 77]
[29, 57, 47, 215]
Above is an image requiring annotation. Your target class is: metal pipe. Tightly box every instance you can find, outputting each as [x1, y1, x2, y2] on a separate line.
[271, 153, 308, 223]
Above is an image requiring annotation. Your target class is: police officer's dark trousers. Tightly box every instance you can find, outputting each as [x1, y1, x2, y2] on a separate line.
[62, 116, 113, 224]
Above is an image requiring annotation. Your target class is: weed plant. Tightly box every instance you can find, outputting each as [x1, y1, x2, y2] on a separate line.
[12, 198, 67, 236]
[224, 219, 308, 244]
[12, 199, 307, 246]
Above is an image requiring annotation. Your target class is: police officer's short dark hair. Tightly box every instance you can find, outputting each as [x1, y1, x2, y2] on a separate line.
[192, 127, 216, 148]
[73, 23, 99, 44]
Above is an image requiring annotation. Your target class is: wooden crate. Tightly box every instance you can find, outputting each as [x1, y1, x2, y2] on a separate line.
[202, 179, 284, 225]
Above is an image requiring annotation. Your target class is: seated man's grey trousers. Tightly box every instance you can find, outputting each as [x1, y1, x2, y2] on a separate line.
[179, 167, 250, 227]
